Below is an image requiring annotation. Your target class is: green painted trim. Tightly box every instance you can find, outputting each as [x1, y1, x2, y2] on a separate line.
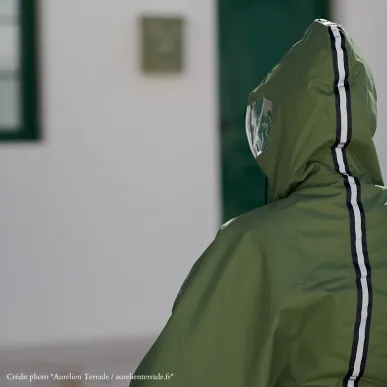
[0, 0, 41, 141]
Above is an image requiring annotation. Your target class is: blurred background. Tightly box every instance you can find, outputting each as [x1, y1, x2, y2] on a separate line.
[0, 0, 386, 386]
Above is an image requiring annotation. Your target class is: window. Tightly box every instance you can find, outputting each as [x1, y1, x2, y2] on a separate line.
[0, 0, 40, 141]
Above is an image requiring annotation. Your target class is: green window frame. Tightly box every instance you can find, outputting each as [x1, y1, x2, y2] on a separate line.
[0, 0, 40, 141]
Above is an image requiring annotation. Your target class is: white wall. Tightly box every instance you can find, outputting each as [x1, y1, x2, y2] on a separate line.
[0, 0, 219, 348]
[333, 0, 387, 179]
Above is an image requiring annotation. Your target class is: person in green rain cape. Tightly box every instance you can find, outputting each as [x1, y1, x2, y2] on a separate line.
[130, 19, 387, 387]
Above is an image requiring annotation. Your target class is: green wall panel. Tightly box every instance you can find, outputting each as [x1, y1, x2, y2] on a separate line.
[218, 0, 329, 222]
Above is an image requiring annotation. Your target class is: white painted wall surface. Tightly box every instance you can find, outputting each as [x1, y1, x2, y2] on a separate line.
[0, 0, 219, 347]
[333, 0, 387, 179]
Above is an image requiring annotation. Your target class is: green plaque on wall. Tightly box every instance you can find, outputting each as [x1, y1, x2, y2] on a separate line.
[140, 16, 184, 74]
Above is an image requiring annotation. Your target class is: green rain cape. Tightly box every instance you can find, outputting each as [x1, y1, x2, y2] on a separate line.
[130, 19, 387, 387]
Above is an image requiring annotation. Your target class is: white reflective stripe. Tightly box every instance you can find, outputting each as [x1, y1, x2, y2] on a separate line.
[335, 148, 347, 175]
[330, 24, 371, 385]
